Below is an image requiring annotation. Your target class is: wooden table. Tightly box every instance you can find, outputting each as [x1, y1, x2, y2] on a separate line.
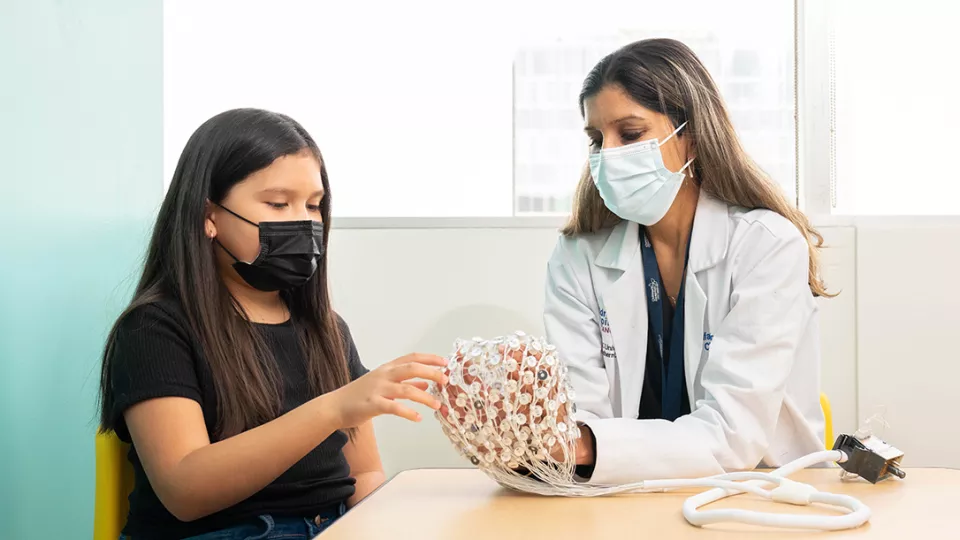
[319, 467, 959, 539]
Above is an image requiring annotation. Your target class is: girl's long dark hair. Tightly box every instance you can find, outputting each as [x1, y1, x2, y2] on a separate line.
[98, 108, 350, 439]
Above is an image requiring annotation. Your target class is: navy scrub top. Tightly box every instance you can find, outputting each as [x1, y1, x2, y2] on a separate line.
[637, 229, 691, 421]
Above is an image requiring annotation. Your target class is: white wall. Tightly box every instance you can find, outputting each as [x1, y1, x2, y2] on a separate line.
[328, 228, 558, 473]
[855, 223, 960, 467]
[817, 227, 858, 438]
[328, 224, 876, 475]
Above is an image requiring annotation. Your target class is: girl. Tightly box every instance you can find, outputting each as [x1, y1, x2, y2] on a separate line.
[544, 39, 828, 483]
[98, 108, 447, 539]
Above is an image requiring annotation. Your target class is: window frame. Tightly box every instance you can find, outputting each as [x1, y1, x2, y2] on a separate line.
[797, 0, 835, 219]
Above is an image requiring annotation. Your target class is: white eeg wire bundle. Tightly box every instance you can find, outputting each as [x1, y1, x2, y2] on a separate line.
[430, 332, 872, 532]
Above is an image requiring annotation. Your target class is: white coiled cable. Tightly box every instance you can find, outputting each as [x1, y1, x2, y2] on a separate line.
[493, 450, 871, 531]
[675, 450, 871, 530]
[610, 450, 870, 531]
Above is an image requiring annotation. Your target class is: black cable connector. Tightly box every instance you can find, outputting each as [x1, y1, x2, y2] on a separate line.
[832, 433, 906, 484]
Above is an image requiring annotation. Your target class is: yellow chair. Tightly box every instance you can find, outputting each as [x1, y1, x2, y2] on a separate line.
[820, 392, 834, 451]
[94, 430, 135, 540]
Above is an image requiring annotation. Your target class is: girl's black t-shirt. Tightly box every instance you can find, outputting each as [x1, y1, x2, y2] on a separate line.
[108, 299, 368, 540]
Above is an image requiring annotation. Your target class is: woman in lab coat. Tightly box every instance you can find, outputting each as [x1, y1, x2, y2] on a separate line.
[544, 38, 828, 484]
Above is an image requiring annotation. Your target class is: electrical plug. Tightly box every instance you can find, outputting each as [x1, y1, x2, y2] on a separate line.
[833, 433, 906, 483]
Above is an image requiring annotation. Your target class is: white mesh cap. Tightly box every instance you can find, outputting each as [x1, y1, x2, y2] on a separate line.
[430, 332, 582, 494]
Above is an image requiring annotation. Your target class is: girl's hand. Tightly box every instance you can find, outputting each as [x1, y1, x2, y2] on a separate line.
[327, 353, 448, 429]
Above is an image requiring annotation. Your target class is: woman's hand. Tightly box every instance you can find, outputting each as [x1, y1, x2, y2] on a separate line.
[574, 424, 596, 466]
[327, 353, 448, 429]
[547, 423, 594, 466]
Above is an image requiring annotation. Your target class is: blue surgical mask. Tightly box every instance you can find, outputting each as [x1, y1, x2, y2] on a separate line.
[588, 122, 693, 225]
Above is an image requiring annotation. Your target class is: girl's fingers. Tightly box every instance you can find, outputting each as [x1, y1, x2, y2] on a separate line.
[386, 353, 447, 370]
[392, 363, 448, 385]
[390, 383, 441, 410]
[381, 399, 422, 422]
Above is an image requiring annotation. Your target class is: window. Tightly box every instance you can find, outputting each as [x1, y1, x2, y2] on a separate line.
[832, 0, 960, 215]
[513, 11, 797, 215]
[165, 0, 795, 218]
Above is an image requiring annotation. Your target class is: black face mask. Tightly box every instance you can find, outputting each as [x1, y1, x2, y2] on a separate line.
[213, 204, 325, 292]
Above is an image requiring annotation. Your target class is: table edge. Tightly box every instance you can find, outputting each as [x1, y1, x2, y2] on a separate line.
[339, 467, 959, 513]
[322, 466, 958, 537]
[352, 465, 960, 508]
[388, 466, 959, 476]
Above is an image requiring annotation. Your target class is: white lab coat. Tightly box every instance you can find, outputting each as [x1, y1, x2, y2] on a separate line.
[544, 192, 825, 484]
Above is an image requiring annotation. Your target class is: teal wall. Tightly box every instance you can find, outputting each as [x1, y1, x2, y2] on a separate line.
[0, 1, 163, 538]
